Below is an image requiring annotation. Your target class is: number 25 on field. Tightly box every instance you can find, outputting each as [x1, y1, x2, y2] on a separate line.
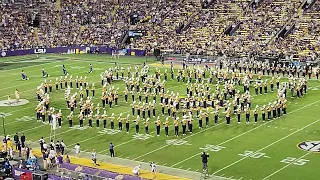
[280, 157, 310, 166]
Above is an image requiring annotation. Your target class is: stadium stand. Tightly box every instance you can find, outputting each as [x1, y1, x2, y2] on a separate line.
[0, 0, 319, 58]
[270, 0, 320, 60]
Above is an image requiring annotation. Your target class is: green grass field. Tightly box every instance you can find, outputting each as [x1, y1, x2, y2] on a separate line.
[0, 54, 319, 180]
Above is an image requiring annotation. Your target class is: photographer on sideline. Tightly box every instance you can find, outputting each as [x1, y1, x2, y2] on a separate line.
[201, 151, 209, 171]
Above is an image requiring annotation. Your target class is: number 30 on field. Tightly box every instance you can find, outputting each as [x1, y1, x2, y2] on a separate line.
[280, 157, 310, 166]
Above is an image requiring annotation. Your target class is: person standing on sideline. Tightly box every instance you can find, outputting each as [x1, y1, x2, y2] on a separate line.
[150, 162, 156, 179]
[201, 151, 209, 171]
[109, 143, 115, 157]
[60, 140, 66, 155]
[75, 143, 80, 157]
[14, 133, 19, 150]
[92, 149, 99, 166]
[20, 133, 26, 146]
[2, 136, 7, 152]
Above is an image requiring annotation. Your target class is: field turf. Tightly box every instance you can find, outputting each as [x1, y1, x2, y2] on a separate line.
[0, 54, 319, 180]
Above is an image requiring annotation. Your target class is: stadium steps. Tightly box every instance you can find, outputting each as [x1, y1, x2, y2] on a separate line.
[33, 27, 41, 46]
[76, 26, 86, 44]
[265, 0, 308, 46]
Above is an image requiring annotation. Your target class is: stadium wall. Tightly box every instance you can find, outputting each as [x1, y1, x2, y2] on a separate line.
[0, 46, 146, 58]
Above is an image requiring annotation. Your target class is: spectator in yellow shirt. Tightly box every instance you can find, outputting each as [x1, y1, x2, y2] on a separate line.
[7, 138, 12, 149]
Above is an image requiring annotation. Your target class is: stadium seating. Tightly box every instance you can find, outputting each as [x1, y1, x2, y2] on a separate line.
[270, 0, 320, 60]
[0, 0, 319, 59]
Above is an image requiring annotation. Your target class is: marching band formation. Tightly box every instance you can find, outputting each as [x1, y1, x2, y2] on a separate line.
[33, 60, 314, 137]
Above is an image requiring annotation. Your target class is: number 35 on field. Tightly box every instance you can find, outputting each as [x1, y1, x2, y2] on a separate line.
[280, 157, 310, 166]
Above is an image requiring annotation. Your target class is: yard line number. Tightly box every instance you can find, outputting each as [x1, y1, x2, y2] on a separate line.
[0, 112, 12, 117]
[97, 129, 121, 135]
[280, 157, 310, 166]
[238, 150, 270, 159]
[16, 116, 34, 122]
[132, 134, 153, 140]
[166, 139, 191, 146]
[199, 144, 226, 152]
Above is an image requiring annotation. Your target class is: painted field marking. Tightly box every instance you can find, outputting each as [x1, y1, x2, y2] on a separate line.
[262, 152, 312, 180]
[0, 60, 86, 93]
[0, 58, 63, 74]
[43, 128, 75, 140]
[8, 124, 46, 136]
[170, 99, 320, 167]
[213, 118, 320, 174]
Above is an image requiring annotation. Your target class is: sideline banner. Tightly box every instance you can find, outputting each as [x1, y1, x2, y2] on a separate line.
[0, 46, 146, 58]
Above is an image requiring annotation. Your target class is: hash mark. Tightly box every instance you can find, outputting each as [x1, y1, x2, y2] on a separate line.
[186, 168, 190, 170]
[238, 178, 243, 180]
[195, 169, 199, 172]
[179, 166, 183, 169]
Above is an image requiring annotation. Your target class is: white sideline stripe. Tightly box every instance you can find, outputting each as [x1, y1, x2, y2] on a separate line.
[170, 99, 320, 167]
[44, 128, 75, 140]
[262, 152, 312, 180]
[213, 118, 320, 174]
[3, 59, 63, 78]
[9, 124, 46, 136]
[0, 60, 85, 92]
[0, 58, 62, 74]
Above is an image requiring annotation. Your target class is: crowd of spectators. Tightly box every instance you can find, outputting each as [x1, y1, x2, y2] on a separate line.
[0, 0, 319, 59]
[270, 0, 320, 60]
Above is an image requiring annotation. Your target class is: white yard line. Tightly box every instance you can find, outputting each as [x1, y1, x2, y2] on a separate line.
[9, 124, 46, 136]
[213, 119, 320, 174]
[0, 60, 85, 92]
[0, 58, 62, 74]
[133, 99, 320, 162]
[262, 152, 312, 180]
[170, 99, 320, 167]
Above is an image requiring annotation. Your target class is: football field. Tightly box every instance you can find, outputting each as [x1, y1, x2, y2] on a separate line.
[0, 54, 319, 180]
